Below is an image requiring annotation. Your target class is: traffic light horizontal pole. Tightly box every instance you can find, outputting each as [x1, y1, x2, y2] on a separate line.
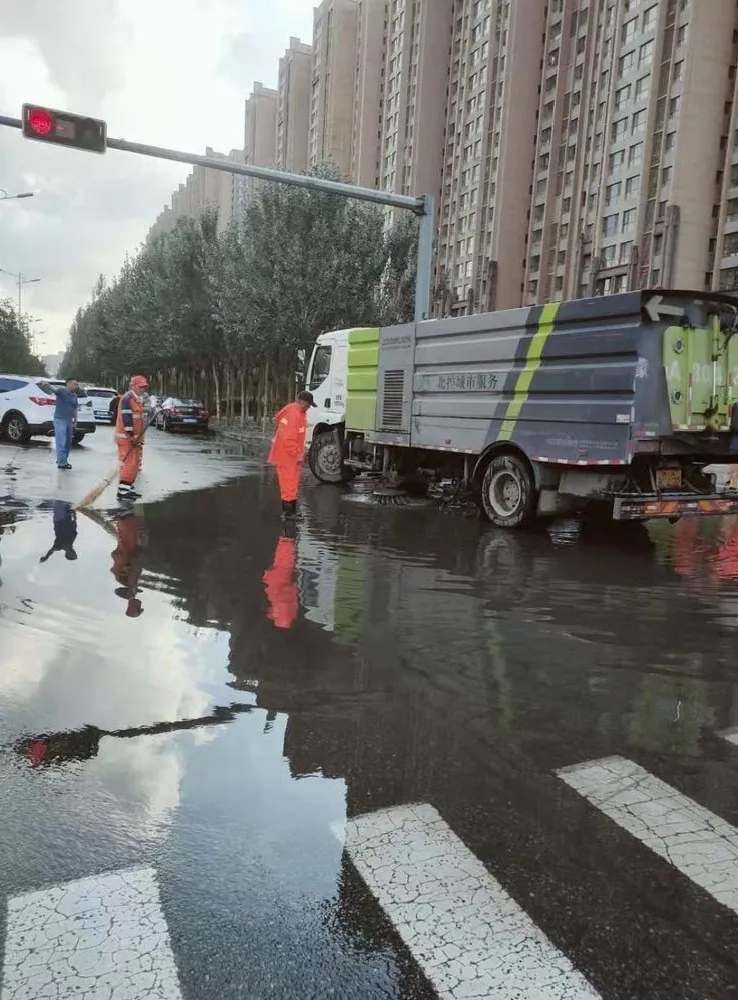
[0, 113, 426, 215]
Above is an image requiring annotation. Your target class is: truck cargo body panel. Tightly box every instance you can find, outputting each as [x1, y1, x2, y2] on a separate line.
[361, 291, 738, 466]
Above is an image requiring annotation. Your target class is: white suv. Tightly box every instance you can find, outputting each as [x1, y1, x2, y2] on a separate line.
[84, 385, 118, 423]
[0, 375, 97, 445]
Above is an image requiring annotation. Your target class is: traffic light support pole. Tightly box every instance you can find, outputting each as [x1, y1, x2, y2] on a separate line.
[0, 113, 435, 321]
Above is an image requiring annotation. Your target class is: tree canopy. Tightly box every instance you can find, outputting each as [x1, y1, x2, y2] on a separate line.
[0, 300, 47, 376]
[60, 163, 420, 421]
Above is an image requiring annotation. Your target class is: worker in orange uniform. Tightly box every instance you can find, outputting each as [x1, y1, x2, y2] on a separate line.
[111, 512, 145, 617]
[263, 527, 299, 629]
[115, 375, 149, 503]
[267, 390, 316, 519]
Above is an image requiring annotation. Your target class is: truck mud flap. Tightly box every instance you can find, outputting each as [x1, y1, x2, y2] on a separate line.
[613, 493, 738, 521]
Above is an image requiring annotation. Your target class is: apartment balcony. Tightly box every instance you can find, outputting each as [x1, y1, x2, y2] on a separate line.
[721, 251, 738, 269]
[723, 214, 738, 235]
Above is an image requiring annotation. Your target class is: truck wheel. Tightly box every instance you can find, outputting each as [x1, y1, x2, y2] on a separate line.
[72, 432, 86, 445]
[481, 453, 537, 528]
[308, 430, 349, 483]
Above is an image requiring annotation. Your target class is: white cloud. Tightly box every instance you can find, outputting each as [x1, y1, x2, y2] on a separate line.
[0, 0, 316, 354]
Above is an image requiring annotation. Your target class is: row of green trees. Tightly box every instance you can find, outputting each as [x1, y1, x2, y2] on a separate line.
[0, 301, 46, 376]
[60, 164, 420, 422]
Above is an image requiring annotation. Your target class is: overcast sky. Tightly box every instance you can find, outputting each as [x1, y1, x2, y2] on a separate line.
[0, 0, 315, 356]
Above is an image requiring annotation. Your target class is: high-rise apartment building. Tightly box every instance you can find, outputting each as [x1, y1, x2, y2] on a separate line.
[147, 148, 244, 243]
[237, 81, 279, 217]
[524, 0, 736, 306]
[378, 0, 453, 201]
[309, 0, 360, 177]
[276, 38, 313, 173]
[350, 0, 385, 188]
[436, 0, 545, 314]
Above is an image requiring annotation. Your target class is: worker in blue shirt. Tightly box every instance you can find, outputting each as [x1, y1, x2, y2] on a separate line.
[53, 378, 79, 470]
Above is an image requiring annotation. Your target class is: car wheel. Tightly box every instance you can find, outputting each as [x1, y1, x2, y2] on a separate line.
[72, 432, 86, 445]
[480, 452, 538, 528]
[3, 412, 30, 444]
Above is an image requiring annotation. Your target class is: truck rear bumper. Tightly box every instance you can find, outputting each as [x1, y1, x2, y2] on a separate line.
[613, 493, 738, 521]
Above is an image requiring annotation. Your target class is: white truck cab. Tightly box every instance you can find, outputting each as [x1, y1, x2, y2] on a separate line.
[305, 328, 350, 447]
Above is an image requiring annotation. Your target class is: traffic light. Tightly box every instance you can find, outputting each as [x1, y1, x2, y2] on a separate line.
[21, 104, 107, 154]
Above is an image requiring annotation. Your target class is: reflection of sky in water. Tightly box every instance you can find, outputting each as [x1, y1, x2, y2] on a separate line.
[0, 512, 250, 849]
[0, 512, 235, 735]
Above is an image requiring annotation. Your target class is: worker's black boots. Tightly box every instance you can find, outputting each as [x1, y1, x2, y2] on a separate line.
[281, 500, 298, 520]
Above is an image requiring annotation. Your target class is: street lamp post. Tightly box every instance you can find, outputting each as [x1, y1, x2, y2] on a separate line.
[0, 188, 33, 202]
[0, 267, 42, 320]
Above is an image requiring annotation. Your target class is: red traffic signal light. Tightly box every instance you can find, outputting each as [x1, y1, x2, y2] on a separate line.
[21, 104, 107, 155]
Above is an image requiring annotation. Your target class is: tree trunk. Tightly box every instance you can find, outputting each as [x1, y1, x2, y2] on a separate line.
[211, 360, 221, 421]
[261, 358, 270, 432]
[240, 368, 246, 427]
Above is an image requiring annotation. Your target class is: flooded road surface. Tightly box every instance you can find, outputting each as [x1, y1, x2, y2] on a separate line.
[1, 430, 738, 999]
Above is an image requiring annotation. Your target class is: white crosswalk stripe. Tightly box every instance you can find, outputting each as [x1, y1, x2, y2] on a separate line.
[333, 802, 602, 1000]
[1, 867, 182, 1000]
[557, 755, 738, 915]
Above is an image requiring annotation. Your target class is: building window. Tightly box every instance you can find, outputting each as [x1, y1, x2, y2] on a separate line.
[673, 61, 684, 82]
[642, 6, 657, 31]
[621, 18, 638, 44]
[603, 214, 619, 237]
[629, 142, 644, 166]
[622, 208, 637, 232]
[615, 85, 632, 110]
[609, 149, 626, 174]
[619, 51, 635, 76]
[639, 40, 654, 68]
[619, 241, 634, 263]
[632, 109, 647, 134]
[605, 181, 622, 205]
[602, 244, 617, 266]
[634, 76, 650, 101]
[625, 175, 640, 199]
[677, 24, 688, 46]
[665, 131, 676, 152]
[669, 95, 681, 117]
[612, 118, 628, 141]
[661, 166, 672, 186]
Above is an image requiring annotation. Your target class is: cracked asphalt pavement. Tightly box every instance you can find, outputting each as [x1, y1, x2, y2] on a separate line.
[1, 428, 738, 999]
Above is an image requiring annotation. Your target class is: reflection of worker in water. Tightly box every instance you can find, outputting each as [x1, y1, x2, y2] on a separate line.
[39, 500, 78, 563]
[263, 527, 299, 629]
[111, 512, 145, 617]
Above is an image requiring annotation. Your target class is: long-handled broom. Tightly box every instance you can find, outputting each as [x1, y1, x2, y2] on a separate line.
[76, 426, 148, 510]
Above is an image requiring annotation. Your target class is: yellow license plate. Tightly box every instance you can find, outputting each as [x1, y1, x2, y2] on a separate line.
[656, 468, 682, 490]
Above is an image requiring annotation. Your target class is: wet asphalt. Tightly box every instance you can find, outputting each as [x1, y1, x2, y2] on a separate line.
[2, 427, 738, 998]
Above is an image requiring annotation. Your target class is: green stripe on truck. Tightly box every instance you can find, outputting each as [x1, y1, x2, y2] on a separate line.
[497, 302, 560, 442]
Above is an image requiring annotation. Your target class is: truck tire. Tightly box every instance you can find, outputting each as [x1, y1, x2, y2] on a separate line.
[481, 453, 537, 528]
[72, 432, 86, 445]
[308, 430, 349, 483]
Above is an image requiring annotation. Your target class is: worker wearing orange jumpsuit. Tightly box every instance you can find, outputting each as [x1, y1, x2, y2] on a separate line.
[263, 529, 299, 629]
[111, 512, 145, 618]
[115, 375, 148, 503]
[267, 390, 315, 519]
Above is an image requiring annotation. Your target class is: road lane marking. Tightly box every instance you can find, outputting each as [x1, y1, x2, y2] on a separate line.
[332, 803, 601, 999]
[557, 756, 738, 914]
[1, 866, 183, 1000]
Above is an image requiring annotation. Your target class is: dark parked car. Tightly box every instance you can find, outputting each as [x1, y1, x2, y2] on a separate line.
[155, 398, 210, 432]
